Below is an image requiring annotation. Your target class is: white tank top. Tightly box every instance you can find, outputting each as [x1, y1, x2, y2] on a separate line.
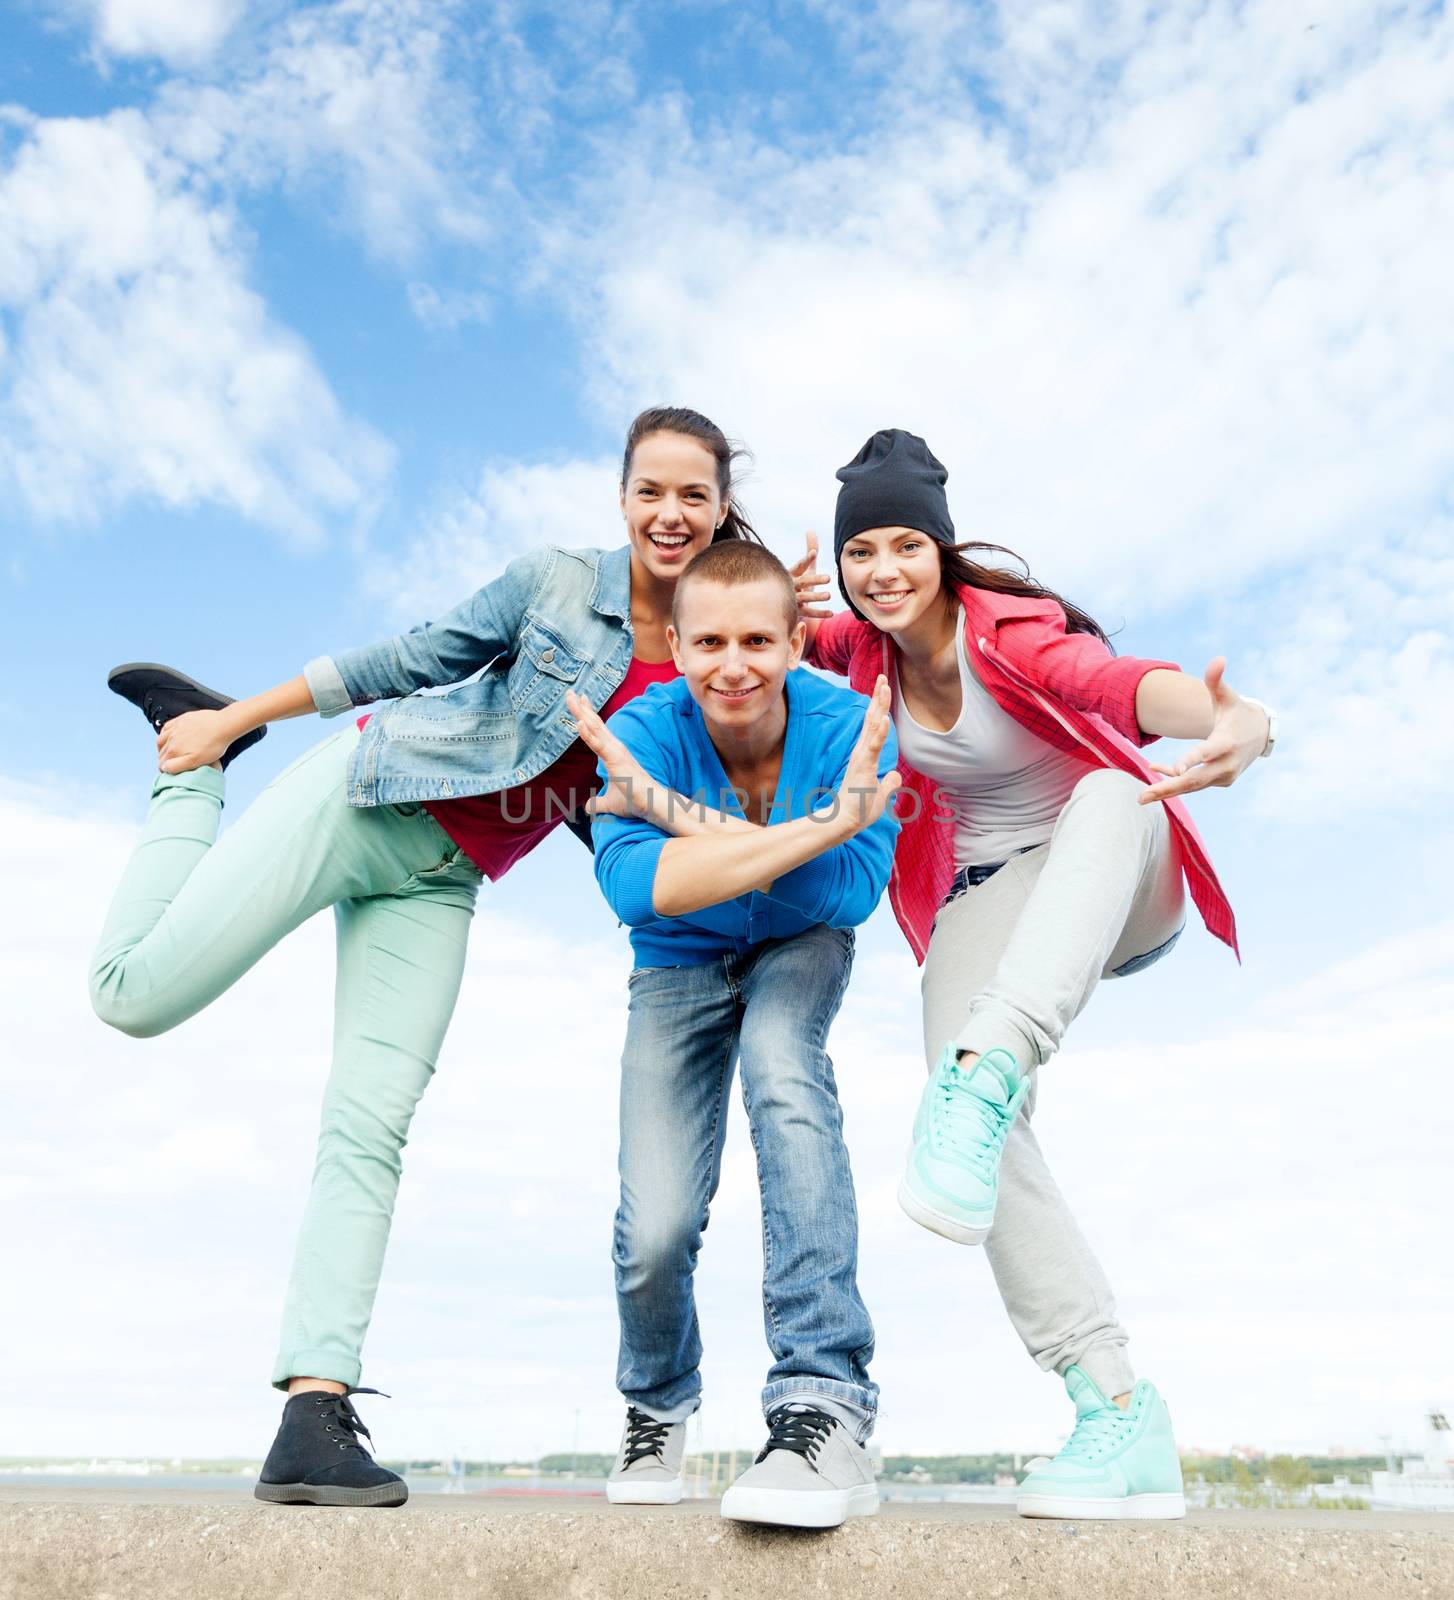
[891, 611, 1088, 868]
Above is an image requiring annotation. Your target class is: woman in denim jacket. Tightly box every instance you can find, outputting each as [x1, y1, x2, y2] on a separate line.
[90, 406, 756, 1508]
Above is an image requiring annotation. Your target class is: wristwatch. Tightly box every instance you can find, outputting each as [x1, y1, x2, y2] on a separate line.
[1241, 697, 1278, 758]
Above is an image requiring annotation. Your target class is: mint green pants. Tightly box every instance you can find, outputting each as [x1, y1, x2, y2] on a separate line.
[90, 728, 482, 1390]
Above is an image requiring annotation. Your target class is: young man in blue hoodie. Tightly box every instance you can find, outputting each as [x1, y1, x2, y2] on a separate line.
[566, 540, 900, 1530]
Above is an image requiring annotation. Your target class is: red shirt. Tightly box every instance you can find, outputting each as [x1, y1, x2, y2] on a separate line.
[371, 656, 680, 881]
[809, 590, 1237, 964]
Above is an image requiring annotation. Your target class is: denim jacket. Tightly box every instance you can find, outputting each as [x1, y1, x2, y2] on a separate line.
[304, 544, 635, 807]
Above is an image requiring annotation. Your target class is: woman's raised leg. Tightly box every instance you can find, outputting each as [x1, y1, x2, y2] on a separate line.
[89, 730, 426, 1037]
[949, 769, 1185, 1070]
[921, 855, 1136, 1396]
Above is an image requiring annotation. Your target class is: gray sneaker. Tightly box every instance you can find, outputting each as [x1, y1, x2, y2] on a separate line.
[720, 1404, 879, 1528]
[606, 1406, 686, 1505]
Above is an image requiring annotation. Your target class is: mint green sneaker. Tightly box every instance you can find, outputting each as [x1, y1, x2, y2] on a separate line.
[1016, 1367, 1186, 1520]
[897, 1046, 1028, 1244]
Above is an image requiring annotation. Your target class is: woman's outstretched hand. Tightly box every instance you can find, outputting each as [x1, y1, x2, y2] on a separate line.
[157, 709, 232, 774]
[565, 690, 653, 819]
[1139, 658, 1270, 804]
[789, 531, 833, 620]
[833, 675, 902, 833]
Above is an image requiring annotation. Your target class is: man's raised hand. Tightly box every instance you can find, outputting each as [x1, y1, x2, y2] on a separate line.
[833, 675, 901, 833]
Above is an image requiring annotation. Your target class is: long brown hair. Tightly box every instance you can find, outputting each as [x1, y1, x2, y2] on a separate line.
[942, 541, 1112, 647]
[839, 536, 1111, 648]
[621, 406, 761, 544]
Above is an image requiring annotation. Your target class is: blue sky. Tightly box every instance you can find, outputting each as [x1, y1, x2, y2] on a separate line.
[3, 0, 1452, 1464]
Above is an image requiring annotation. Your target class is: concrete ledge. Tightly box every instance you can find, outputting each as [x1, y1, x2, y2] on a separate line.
[3, 1489, 1452, 1600]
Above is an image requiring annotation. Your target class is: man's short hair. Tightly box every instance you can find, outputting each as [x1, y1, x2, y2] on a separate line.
[671, 541, 800, 633]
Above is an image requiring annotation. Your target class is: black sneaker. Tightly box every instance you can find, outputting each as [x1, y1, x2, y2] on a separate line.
[107, 662, 266, 771]
[254, 1389, 408, 1508]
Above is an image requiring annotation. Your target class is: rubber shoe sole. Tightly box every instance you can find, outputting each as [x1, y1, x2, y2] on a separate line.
[254, 1478, 408, 1508]
[720, 1481, 879, 1529]
[606, 1476, 683, 1505]
[1017, 1490, 1186, 1520]
[896, 1171, 991, 1245]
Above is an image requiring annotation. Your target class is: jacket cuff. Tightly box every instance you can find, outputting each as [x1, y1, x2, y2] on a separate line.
[303, 655, 354, 720]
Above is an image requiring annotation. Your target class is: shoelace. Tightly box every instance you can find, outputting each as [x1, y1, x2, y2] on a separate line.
[312, 1388, 388, 1456]
[757, 1404, 836, 1465]
[1059, 1403, 1134, 1464]
[929, 1060, 1013, 1177]
[621, 1407, 673, 1469]
[140, 692, 174, 734]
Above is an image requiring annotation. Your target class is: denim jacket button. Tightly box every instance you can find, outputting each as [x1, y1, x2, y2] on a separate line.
[540, 647, 556, 664]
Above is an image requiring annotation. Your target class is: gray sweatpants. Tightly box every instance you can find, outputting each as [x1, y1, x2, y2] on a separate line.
[920, 768, 1185, 1400]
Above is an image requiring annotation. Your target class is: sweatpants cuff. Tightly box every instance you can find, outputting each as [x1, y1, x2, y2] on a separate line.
[1064, 1347, 1136, 1402]
[954, 1007, 1040, 1073]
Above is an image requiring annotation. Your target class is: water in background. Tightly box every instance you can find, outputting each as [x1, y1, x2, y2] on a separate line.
[0, 1470, 598, 1496]
[0, 1468, 1019, 1503]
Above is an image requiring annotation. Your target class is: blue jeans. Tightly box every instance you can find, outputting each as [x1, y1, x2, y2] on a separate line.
[613, 924, 878, 1440]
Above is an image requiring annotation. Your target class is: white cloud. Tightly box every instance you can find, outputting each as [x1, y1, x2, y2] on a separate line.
[406, 280, 493, 331]
[0, 106, 392, 539]
[372, 0, 1454, 726]
[156, 1, 490, 267]
[1281, 916, 1454, 1030]
[1242, 523, 1454, 821]
[548, 1, 1454, 618]
[2, 773, 1449, 1461]
[80, 0, 244, 64]
[2, 1, 495, 537]
[364, 456, 622, 623]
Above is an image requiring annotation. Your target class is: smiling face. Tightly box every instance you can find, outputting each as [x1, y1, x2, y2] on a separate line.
[620, 430, 727, 582]
[838, 525, 948, 635]
[667, 576, 806, 742]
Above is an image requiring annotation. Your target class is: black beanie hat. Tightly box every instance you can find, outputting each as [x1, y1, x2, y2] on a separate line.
[833, 429, 955, 558]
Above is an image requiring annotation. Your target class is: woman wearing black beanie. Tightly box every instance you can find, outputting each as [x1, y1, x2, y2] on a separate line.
[793, 428, 1277, 1521]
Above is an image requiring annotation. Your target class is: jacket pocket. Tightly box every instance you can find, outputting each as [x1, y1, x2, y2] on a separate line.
[508, 619, 587, 712]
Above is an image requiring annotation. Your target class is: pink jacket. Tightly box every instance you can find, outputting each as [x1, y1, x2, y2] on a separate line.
[808, 587, 1238, 964]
